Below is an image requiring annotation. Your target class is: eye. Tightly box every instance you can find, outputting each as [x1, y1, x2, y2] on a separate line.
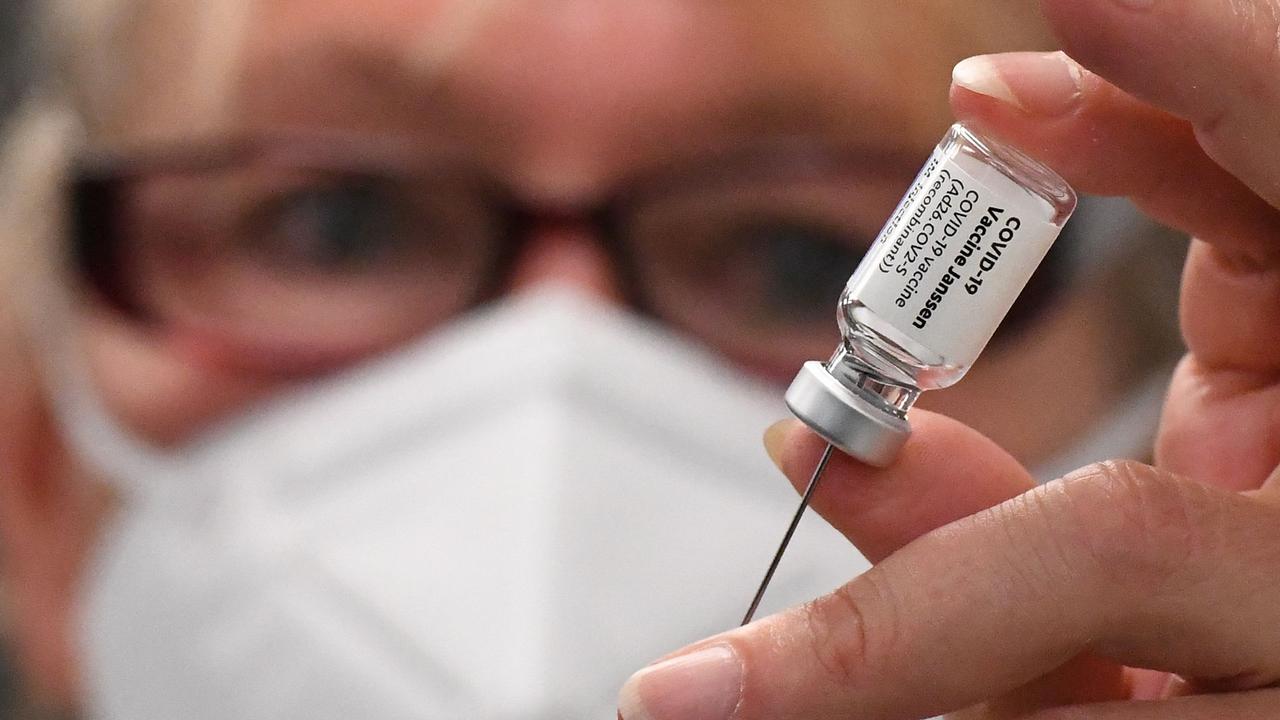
[729, 218, 866, 325]
[246, 177, 412, 274]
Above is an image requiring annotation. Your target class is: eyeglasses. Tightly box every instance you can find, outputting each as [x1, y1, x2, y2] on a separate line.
[69, 132, 1067, 380]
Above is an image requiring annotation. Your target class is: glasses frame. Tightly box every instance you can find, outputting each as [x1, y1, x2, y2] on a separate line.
[70, 131, 907, 326]
[67, 130, 1071, 370]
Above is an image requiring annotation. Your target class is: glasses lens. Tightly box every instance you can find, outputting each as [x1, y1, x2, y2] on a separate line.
[103, 158, 501, 373]
[623, 168, 903, 379]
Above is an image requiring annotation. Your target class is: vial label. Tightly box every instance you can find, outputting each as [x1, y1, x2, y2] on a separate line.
[847, 147, 1060, 364]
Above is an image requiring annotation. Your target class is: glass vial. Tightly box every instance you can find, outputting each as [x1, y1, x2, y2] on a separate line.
[785, 123, 1076, 466]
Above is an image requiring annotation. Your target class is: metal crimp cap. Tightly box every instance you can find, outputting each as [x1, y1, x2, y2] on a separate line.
[784, 361, 911, 467]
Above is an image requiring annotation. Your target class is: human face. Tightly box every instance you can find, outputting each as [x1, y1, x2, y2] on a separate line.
[77, 0, 1058, 445]
[7, 1, 1072, 707]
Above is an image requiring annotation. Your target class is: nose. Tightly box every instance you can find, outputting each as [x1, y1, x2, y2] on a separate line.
[503, 224, 626, 304]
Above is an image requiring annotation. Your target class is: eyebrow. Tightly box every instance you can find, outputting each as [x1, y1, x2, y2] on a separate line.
[715, 90, 926, 170]
[241, 31, 927, 192]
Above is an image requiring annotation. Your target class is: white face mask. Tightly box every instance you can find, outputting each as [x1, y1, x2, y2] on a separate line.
[60, 290, 866, 720]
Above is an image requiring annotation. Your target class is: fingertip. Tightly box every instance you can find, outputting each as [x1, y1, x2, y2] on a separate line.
[952, 55, 1023, 109]
[760, 418, 833, 484]
[950, 51, 1085, 120]
[761, 419, 794, 472]
[617, 644, 742, 720]
[769, 420, 880, 496]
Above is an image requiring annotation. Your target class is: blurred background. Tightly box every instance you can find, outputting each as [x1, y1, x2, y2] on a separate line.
[0, 1, 33, 123]
[2, 3, 36, 715]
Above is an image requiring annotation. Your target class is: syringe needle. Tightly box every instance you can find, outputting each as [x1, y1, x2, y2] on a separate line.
[740, 443, 835, 626]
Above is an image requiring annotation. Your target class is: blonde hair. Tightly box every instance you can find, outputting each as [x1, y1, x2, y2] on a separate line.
[0, 103, 73, 388]
[0, 0, 248, 370]
[0, 0, 107, 397]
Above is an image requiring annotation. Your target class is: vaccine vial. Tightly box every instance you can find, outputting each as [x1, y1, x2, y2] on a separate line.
[786, 123, 1076, 466]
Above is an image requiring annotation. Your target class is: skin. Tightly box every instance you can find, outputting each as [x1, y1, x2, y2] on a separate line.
[622, 0, 1280, 718]
[0, 0, 1138, 712]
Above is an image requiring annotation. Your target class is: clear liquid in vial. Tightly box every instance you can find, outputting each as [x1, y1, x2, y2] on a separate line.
[827, 123, 1076, 417]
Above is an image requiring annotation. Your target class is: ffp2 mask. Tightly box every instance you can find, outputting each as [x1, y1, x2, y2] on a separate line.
[62, 290, 868, 719]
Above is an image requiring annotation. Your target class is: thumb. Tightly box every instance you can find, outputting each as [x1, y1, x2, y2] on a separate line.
[764, 415, 1129, 716]
[619, 463, 1280, 720]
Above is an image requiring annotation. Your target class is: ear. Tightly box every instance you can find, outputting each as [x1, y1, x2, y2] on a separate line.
[0, 328, 110, 710]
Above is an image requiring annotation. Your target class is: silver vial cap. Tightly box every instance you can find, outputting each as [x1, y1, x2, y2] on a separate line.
[784, 361, 911, 467]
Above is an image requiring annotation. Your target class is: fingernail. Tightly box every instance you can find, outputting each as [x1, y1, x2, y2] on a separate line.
[763, 420, 790, 471]
[953, 51, 1083, 116]
[617, 645, 743, 720]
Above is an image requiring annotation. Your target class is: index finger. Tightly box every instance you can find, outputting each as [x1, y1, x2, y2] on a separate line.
[1040, 0, 1280, 211]
[949, 51, 1280, 373]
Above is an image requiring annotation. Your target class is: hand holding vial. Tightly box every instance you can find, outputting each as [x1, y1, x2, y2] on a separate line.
[741, 126, 1075, 627]
[619, 1, 1280, 718]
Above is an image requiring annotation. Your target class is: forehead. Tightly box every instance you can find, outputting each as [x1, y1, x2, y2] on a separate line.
[103, 0, 1051, 189]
